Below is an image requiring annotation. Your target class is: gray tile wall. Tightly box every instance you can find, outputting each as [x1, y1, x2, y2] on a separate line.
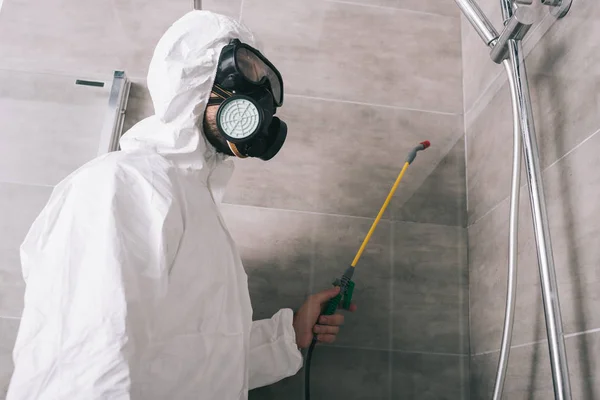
[235, 1, 468, 398]
[0, 0, 468, 399]
[463, 0, 600, 397]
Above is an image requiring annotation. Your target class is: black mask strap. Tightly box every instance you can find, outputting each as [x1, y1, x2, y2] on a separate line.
[207, 97, 222, 106]
[208, 84, 233, 106]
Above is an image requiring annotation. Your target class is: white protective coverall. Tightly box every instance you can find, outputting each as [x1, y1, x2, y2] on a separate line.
[7, 11, 303, 400]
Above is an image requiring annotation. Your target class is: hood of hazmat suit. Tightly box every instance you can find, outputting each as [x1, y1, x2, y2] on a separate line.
[8, 11, 302, 400]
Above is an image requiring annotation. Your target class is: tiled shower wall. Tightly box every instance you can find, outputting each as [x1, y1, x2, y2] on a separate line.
[462, 0, 600, 398]
[1, 0, 469, 399]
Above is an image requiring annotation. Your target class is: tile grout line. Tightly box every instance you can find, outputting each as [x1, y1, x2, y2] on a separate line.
[222, 202, 386, 222]
[3, 71, 460, 118]
[307, 216, 318, 297]
[461, 218, 471, 398]
[238, 0, 245, 22]
[464, 135, 469, 216]
[286, 93, 461, 116]
[544, 127, 600, 171]
[565, 327, 600, 339]
[467, 126, 600, 228]
[468, 195, 510, 227]
[460, 21, 473, 393]
[472, 327, 600, 356]
[0, 66, 113, 83]
[465, 69, 506, 119]
[388, 222, 395, 399]
[327, 343, 468, 357]
[1, 311, 466, 353]
[472, 339, 547, 356]
[462, 13, 469, 216]
[0, 179, 55, 189]
[324, 0, 457, 19]
[222, 202, 465, 229]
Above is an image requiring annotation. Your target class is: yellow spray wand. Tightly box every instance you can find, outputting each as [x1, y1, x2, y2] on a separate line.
[324, 140, 431, 315]
[351, 162, 409, 267]
[304, 140, 431, 400]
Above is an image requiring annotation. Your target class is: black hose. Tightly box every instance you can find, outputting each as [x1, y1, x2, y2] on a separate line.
[304, 337, 318, 400]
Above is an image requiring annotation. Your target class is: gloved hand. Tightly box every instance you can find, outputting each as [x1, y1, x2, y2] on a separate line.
[292, 286, 357, 349]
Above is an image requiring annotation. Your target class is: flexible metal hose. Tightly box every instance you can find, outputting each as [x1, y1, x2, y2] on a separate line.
[492, 50, 522, 400]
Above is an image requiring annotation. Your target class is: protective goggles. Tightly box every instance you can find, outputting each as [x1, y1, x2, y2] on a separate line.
[214, 39, 284, 107]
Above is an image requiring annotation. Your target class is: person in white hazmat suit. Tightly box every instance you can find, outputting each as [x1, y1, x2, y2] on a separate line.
[7, 10, 356, 400]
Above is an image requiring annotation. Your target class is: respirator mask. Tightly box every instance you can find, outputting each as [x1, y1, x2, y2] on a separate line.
[207, 39, 287, 161]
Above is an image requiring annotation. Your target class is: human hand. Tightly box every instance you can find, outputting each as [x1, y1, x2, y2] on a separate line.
[292, 286, 358, 349]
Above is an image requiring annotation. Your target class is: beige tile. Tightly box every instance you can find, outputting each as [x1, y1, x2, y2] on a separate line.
[471, 331, 600, 399]
[393, 222, 469, 354]
[392, 353, 468, 399]
[242, 0, 462, 113]
[468, 191, 544, 354]
[248, 370, 303, 400]
[566, 331, 600, 400]
[464, 48, 599, 225]
[526, 0, 600, 174]
[0, 285, 23, 320]
[203, 0, 242, 19]
[464, 6, 600, 220]
[460, 0, 504, 113]
[469, 130, 600, 354]
[327, 0, 460, 17]
[542, 130, 600, 339]
[394, 222, 468, 303]
[251, 347, 391, 399]
[0, 318, 19, 399]
[466, 2, 596, 158]
[0, 183, 51, 317]
[310, 347, 391, 399]
[465, 82, 515, 224]
[468, 1, 600, 349]
[468, 187, 574, 355]
[0, 98, 103, 186]
[220, 204, 312, 321]
[224, 96, 463, 218]
[0, 70, 108, 186]
[222, 204, 392, 349]
[0, 69, 111, 104]
[309, 214, 392, 349]
[394, 136, 466, 227]
[0, 0, 193, 78]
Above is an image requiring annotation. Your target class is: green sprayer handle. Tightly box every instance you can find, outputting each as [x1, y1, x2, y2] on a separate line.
[323, 293, 342, 316]
[323, 280, 355, 315]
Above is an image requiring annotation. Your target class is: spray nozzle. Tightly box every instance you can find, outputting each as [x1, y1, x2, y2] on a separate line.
[406, 140, 431, 164]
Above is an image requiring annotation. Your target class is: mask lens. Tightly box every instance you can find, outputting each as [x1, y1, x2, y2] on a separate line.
[265, 67, 282, 106]
[236, 47, 283, 106]
[236, 48, 262, 82]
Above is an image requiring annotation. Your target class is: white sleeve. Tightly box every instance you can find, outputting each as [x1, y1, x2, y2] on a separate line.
[248, 308, 304, 390]
[9, 163, 181, 400]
